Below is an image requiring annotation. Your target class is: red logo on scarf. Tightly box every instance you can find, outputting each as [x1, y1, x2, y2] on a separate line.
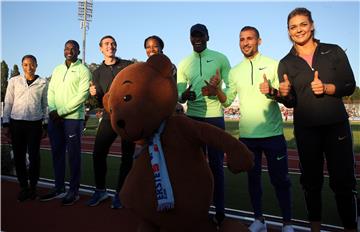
[152, 164, 160, 172]
[154, 144, 159, 152]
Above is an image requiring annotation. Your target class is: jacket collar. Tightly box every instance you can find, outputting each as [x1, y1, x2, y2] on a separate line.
[244, 52, 262, 63]
[290, 39, 321, 56]
[192, 48, 210, 57]
[20, 75, 41, 85]
[64, 59, 82, 68]
[102, 57, 121, 67]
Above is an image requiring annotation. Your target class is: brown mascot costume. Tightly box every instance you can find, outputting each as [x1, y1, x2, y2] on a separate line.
[103, 54, 253, 232]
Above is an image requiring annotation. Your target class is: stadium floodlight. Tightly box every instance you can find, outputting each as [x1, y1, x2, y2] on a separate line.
[78, 0, 93, 64]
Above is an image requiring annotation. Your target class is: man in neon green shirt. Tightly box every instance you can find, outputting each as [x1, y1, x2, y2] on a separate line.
[207, 26, 293, 232]
[177, 23, 231, 226]
[40, 40, 91, 206]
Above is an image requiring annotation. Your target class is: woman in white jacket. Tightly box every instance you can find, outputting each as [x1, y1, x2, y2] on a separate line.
[3, 54, 48, 202]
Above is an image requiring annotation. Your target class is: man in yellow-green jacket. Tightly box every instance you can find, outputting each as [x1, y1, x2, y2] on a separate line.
[177, 23, 231, 226]
[40, 40, 91, 206]
[207, 26, 293, 232]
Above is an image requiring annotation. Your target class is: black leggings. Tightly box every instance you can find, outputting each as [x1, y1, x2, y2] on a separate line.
[294, 120, 357, 229]
[92, 119, 135, 192]
[10, 119, 42, 189]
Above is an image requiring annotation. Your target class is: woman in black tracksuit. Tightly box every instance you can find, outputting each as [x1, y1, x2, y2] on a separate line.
[278, 8, 357, 231]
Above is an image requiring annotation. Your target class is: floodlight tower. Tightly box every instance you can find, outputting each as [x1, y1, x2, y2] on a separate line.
[78, 0, 93, 64]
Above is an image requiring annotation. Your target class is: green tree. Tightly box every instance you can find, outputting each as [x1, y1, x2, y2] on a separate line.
[10, 64, 20, 77]
[351, 86, 360, 102]
[85, 96, 99, 111]
[343, 86, 360, 103]
[131, 58, 139, 63]
[1, 60, 9, 101]
[88, 62, 99, 73]
[84, 63, 100, 110]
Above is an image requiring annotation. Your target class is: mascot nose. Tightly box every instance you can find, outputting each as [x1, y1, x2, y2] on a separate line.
[117, 119, 125, 129]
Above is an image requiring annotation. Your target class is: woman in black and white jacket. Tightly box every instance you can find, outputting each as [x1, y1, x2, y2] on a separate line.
[3, 54, 48, 202]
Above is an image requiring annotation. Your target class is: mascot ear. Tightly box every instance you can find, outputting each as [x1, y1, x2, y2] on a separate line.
[147, 54, 172, 78]
[103, 92, 110, 113]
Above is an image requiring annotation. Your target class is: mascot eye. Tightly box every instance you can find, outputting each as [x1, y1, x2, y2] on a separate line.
[123, 94, 132, 102]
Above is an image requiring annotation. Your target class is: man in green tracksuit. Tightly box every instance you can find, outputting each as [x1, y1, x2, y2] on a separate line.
[177, 23, 231, 226]
[207, 26, 294, 232]
[40, 40, 91, 206]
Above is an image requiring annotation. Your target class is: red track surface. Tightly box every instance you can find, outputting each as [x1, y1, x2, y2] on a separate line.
[1, 180, 140, 232]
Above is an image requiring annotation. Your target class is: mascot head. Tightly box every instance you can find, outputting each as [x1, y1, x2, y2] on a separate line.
[103, 54, 177, 141]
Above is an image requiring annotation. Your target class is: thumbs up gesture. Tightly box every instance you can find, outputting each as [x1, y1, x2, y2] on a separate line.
[202, 69, 221, 96]
[181, 84, 196, 101]
[210, 69, 221, 86]
[89, 81, 97, 96]
[311, 71, 324, 95]
[259, 74, 270, 94]
[279, 74, 291, 97]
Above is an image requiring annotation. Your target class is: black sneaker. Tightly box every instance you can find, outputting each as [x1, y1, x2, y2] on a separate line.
[17, 188, 29, 202]
[28, 187, 38, 200]
[110, 193, 122, 209]
[39, 188, 66, 202]
[62, 191, 80, 206]
[86, 189, 109, 206]
[211, 212, 225, 228]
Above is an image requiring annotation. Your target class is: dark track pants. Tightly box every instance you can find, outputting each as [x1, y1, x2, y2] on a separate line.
[189, 116, 225, 214]
[294, 120, 357, 229]
[240, 135, 292, 222]
[48, 119, 83, 193]
[92, 119, 135, 192]
[10, 119, 42, 190]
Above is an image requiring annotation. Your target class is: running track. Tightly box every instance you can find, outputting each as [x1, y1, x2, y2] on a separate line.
[2, 134, 360, 177]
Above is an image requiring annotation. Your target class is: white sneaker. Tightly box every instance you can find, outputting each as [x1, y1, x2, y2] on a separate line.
[282, 225, 294, 232]
[249, 219, 267, 232]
